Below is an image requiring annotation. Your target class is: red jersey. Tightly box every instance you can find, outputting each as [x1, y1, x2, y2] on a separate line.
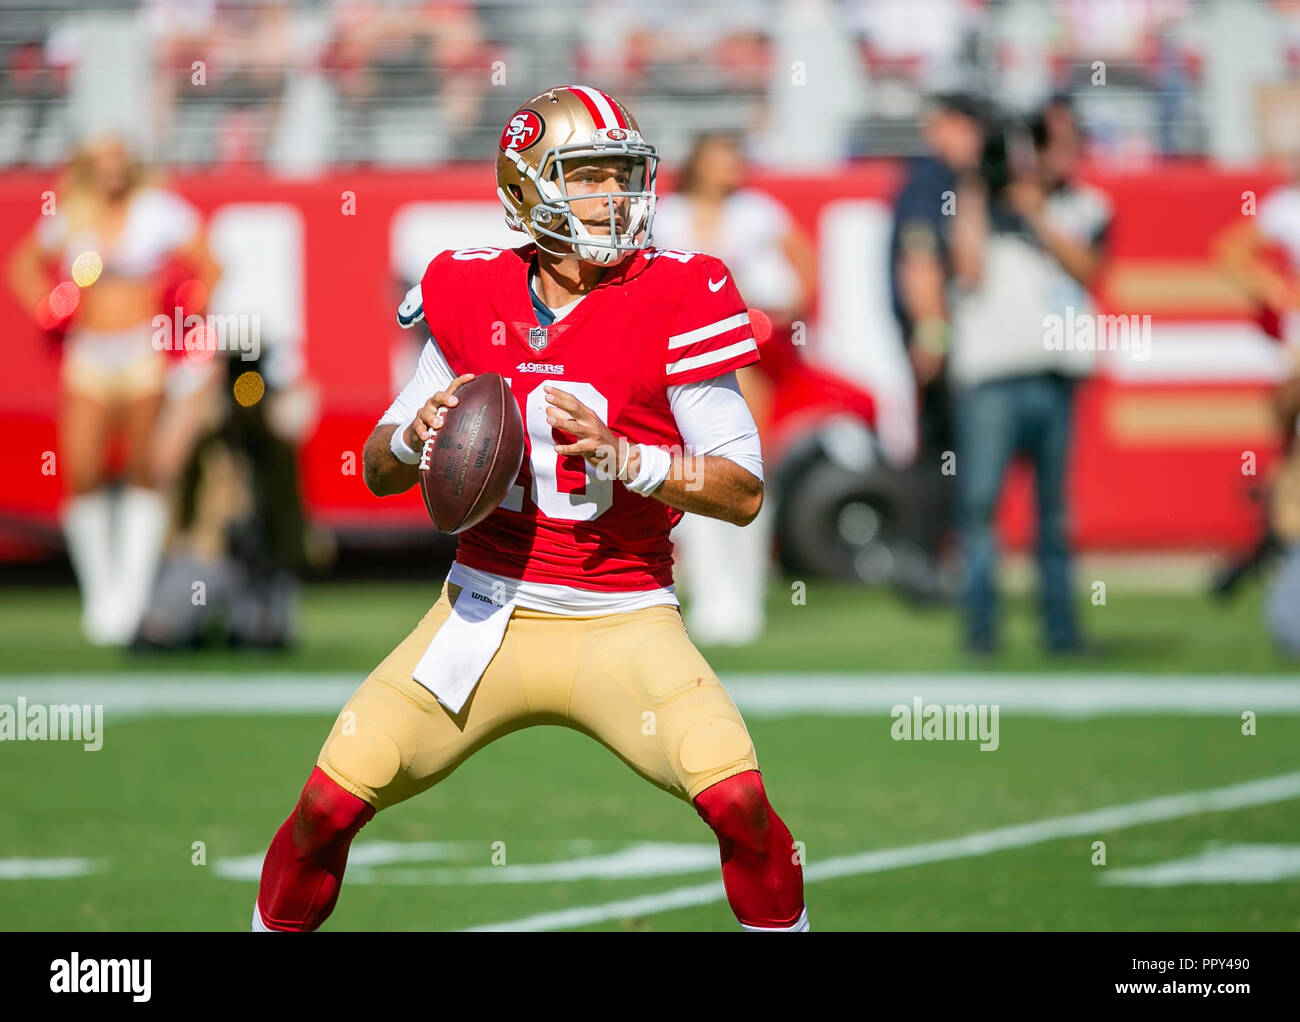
[420, 243, 759, 592]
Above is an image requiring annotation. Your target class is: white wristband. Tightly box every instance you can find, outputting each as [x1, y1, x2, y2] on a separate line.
[389, 425, 421, 465]
[624, 443, 672, 496]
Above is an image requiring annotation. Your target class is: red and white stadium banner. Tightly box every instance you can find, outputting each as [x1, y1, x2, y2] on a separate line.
[0, 164, 1290, 559]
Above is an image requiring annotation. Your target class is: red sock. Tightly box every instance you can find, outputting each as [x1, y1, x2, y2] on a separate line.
[694, 770, 805, 928]
[256, 767, 375, 931]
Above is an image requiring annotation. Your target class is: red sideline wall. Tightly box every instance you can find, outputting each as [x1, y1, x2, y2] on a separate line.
[0, 164, 1287, 559]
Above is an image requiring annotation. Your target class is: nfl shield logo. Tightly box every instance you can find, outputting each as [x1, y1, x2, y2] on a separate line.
[528, 326, 549, 352]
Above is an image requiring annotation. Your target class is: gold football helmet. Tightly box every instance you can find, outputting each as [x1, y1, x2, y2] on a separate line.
[496, 85, 659, 265]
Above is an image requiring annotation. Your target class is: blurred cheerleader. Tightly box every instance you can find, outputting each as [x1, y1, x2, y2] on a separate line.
[6, 135, 220, 644]
[655, 132, 816, 644]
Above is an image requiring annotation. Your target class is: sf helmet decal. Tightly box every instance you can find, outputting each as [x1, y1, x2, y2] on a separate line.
[501, 110, 545, 152]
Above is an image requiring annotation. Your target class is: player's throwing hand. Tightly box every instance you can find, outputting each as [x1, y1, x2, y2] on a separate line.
[405, 373, 476, 448]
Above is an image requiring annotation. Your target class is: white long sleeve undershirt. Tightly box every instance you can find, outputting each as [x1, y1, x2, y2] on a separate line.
[380, 338, 763, 481]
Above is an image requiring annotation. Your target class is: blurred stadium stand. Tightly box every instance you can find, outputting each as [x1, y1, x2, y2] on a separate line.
[0, 0, 1279, 171]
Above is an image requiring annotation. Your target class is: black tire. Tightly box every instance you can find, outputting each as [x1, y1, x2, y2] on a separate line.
[775, 455, 908, 584]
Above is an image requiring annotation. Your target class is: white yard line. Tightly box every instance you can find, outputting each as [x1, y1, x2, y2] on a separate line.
[1099, 844, 1300, 887]
[465, 770, 1300, 931]
[216, 840, 721, 885]
[728, 675, 1300, 718]
[0, 858, 104, 880]
[0, 673, 1298, 719]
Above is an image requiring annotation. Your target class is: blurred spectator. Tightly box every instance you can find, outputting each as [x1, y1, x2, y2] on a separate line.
[845, 0, 982, 93]
[147, 0, 291, 166]
[1213, 157, 1300, 597]
[1216, 157, 1300, 346]
[1267, 353, 1300, 655]
[137, 350, 314, 650]
[1055, 0, 1170, 59]
[323, 0, 491, 164]
[1052, 0, 1200, 159]
[5, 135, 221, 645]
[144, 0, 217, 156]
[210, 0, 293, 165]
[1146, 9, 1198, 156]
[655, 131, 814, 644]
[1280, 0, 1300, 79]
[0, 10, 77, 166]
[427, 0, 493, 155]
[947, 99, 1111, 653]
[606, 0, 773, 97]
[575, 0, 658, 99]
[886, 92, 984, 602]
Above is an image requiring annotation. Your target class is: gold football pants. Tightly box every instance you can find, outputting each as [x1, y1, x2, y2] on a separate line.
[316, 582, 760, 810]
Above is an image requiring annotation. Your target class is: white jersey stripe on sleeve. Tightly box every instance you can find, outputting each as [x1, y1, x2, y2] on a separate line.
[668, 312, 752, 349]
[666, 338, 758, 377]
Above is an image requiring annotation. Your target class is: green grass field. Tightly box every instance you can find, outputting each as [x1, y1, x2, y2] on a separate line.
[2, 577, 1298, 931]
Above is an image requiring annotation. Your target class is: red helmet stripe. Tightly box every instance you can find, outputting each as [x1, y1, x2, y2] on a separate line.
[567, 86, 610, 129]
[600, 90, 628, 128]
[567, 85, 630, 131]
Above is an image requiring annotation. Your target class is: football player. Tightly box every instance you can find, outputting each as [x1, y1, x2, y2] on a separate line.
[253, 86, 808, 932]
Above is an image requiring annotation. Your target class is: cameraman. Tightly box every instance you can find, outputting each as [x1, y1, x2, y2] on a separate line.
[948, 99, 1112, 653]
[887, 93, 985, 602]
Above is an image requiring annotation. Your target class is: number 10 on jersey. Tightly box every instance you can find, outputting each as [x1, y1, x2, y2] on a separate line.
[499, 379, 613, 523]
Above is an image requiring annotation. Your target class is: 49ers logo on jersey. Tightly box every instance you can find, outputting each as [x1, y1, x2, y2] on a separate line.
[501, 110, 544, 151]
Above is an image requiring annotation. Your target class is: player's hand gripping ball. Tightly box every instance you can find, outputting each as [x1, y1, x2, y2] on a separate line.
[416, 373, 525, 534]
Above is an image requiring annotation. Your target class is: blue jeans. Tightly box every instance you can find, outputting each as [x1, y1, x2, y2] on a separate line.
[1266, 542, 1300, 657]
[956, 373, 1079, 649]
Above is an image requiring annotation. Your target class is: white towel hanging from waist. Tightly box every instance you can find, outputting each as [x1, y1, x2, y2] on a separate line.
[411, 582, 517, 714]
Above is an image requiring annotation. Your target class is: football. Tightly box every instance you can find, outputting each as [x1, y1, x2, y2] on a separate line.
[418, 373, 525, 534]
